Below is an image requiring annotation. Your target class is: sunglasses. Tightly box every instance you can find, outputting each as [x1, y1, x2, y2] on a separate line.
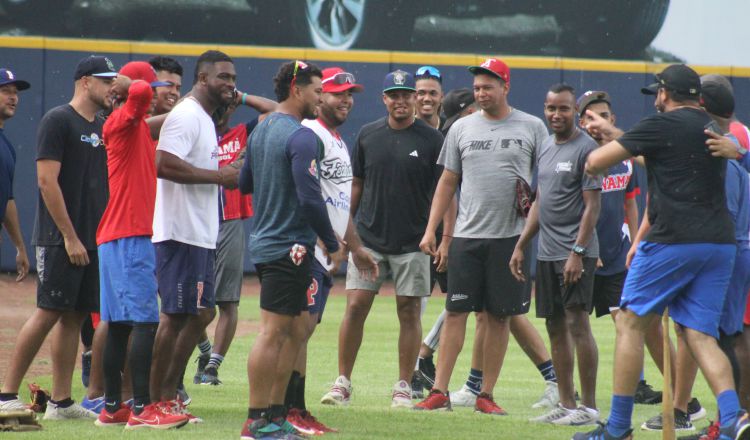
[290, 60, 309, 89]
[323, 71, 356, 86]
[415, 65, 442, 82]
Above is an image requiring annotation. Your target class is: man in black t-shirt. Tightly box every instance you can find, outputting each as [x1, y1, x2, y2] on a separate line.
[574, 64, 748, 440]
[0, 55, 116, 419]
[320, 70, 449, 408]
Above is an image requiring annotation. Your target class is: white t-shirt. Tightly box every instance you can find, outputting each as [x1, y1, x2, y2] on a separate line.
[303, 118, 352, 269]
[152, 97, 219, 249]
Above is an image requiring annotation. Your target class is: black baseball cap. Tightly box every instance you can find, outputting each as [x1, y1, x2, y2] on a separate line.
[576, 90, 610, 117]
[73, 55, 118, 81]
[0, 68, 30, 90]
[641, 64, 700, 97]
[442, 88, 474, 133]
[700, 78, 734, 118]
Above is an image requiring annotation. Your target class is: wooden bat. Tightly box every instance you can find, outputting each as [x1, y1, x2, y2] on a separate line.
[662, 308, 675, 440]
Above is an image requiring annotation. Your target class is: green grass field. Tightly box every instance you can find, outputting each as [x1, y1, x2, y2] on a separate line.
[8, 289, 715, 439]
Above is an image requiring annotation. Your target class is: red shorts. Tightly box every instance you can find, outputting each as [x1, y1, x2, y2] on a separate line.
[743, 289, 750, 326]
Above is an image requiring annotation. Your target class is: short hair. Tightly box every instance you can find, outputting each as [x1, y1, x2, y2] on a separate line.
[148, 56, 183, 77]
[193, 50, 233, 84]
[273, 61, 323, 102]
[548, 83, 576, 95]
[664, 88, 700, 105]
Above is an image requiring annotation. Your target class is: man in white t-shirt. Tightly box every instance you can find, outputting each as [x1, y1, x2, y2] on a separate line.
[149, 50, 239, 420]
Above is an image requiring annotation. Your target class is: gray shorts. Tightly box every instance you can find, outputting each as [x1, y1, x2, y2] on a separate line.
[214, 219, 245, 303]
[345, 247, 431, 297]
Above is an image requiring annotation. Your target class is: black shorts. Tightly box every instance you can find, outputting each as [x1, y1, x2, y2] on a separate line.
[430, 263, 448, 294]
[535, 258, 597, 318]
[592, 270, 627, 317]
[446, 237, 530, 317]
[36, 246, 99, 313]
[256, 252, 312, 316]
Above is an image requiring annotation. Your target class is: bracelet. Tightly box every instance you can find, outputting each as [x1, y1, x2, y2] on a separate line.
[241, 93, 248, 106]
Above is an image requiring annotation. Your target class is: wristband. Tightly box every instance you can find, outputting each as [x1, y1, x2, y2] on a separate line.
[241, 93, 248, 106]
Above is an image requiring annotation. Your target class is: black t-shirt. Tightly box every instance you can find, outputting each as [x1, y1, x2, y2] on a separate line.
[32, 105, 109, 250]
[618, 107, 734, 244]
[352, 117, 444, 254]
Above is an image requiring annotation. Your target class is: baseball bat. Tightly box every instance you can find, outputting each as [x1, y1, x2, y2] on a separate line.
[662, 308, 675, 440]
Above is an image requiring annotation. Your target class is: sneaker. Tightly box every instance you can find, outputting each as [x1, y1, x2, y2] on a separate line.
[286, 408, 320, 436]
[474, 393, 507, 416]
[573, 422, 634, 440]
[192, 353, 210, 385]
[530, 404, 574, 424]
[168, 399, 203, 424]
[125, 403, 188, 430]
[391, 380, 413, 408]
[634, 379, 662, 405]
[417, 357, 436, 387]
[240, 418, 287, 440]
[719, 410, 750, 440]
[271, 416, 306, 437]
[95, 404, 130, 426]
[450, 384, 478, 407]
[200, 366, 222, 386]
[678, 420, 720, 440]
[641, 408, 695, 431]
[414, 390, 451, 411]
[175, 383, 191, 406]
[301, 410, 337, 433]
[410, 371, 425, 399]
[81, 350, 92, 388]
[43, 400, 98, 420]
[532, 380, 560, 409]
[554, 406, 600, 426]
[320, 376, 352, 406]
[688, 398, 707, 422]
[81, 396, 105, 414]
[0, 398, 27, 412]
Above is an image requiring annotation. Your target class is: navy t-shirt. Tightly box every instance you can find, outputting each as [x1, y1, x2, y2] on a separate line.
[595, 160, 639, 275]
[0, 129, 16, 222]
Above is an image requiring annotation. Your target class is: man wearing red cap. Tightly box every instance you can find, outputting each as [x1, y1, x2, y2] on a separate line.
[94, 61, 188, 429]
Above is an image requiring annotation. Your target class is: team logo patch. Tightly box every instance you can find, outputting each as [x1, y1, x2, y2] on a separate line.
[307, 278, 319, 306]
[105, 57, 115, 72]
[81, 132, 102, 148]
[290, 244, 307, 266]
[196, 281, 205, 308]
[555, 161, 573, 173]
[308, 159, 318, 177]
[393, 71, 406, 85]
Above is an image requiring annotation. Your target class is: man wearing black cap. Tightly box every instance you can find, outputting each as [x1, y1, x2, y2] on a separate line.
[574, 64, 750, 440]
[0, 68, 30, 284]
[0, 55, 117, 420]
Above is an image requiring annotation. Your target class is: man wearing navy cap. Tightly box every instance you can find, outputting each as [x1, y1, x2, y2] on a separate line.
[321, 69, 446, 409]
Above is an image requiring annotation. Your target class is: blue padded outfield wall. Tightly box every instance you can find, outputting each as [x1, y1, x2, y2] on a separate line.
[1, 36, 749, 272]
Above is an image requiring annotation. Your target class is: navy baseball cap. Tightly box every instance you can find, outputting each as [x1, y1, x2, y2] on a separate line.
[383, 70, 416, 93]
[641, 64, 700, 97]
[74, 55, 118, 81]
[0, 68, 30, 90]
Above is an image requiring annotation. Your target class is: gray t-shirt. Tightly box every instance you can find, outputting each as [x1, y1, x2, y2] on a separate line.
[536, 129, 602, 260]
[438, 109, 548, 239]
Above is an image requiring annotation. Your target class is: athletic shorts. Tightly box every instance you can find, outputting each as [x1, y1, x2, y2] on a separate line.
[446, 237, 530, 316]
[155, 240, 216, 315]
[430, 262, 448, 294]
[621, 241, 735, 338]
[536, 257, 598, 319]
[308, 259, 333, 323]
[98, 237, 159, 324]
[36, 245, 99, 313]
[214, 220, 245, 303]
[592, 270, 627, 318]
[720, 246, 750, 336]
[345, 247, 430, 297]
[256, 249, 311, 316]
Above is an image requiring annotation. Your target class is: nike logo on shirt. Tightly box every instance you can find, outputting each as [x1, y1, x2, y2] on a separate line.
[409, 150, 419, 157]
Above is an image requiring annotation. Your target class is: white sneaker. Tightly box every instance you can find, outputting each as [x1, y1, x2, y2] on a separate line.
[529, 404, 573, 424]
[43, 401, 97, 420]
[391, 380, 413, 408]
[320, 375, 352, 406]
[0, 398, 28, 412]
[531, 380, 560, 409]
[449, 384, 478, 407]
[552, 406, 600, 426]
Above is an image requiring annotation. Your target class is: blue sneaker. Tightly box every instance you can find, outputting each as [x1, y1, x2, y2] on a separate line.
[719, 410, 750, 440]
[80, 396, 105, 414]
[572, 422, 633, 439]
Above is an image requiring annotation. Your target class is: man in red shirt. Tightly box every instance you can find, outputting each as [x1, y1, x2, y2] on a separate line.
[95, 61, 188, 430]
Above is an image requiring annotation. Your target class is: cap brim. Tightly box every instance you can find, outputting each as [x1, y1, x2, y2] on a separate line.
[1, 80, 31, 91]
[383, 86, 416, 93]
[151, 81, 172, 87]
[92, 72, 118, 78]
[468, 66, 503, 80]
[324, 83, 364, 94]
[641, 83, 659, 95]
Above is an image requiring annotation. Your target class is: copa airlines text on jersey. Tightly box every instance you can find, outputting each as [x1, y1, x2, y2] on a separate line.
[218, 137, 242, 162]
[601, 160, 633, 193]
[325, 191, 350, 211]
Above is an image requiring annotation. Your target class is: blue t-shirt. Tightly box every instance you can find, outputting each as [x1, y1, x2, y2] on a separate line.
[725, 134, 750, 249]
[0, 129, 16, 222]
[595, 159, 639, 275]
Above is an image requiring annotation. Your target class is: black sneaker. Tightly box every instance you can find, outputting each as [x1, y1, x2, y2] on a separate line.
[192, 354, 210, 384]
[418, 356, 436, 387]
[641, 408, 694, 432]
[572, 422, 633, 440]
[634, 380, 662, 404]
[410, 371, 424, 399]
[687, 397, 707, 421]
[200, 366, 221, 386]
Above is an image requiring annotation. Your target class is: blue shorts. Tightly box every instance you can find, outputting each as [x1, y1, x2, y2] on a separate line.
[155, 240, 216, 315]
[621, 241, 735, 338]
[99, 237, 159, 324]
[308, 259, 333, 323]
[720, 246, 750, 336]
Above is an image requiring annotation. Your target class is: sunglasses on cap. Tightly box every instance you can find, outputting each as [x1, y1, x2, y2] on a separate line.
[415, 65, 442, 82]
[290, 60, 309, 89]
[323, 71, 356, 86]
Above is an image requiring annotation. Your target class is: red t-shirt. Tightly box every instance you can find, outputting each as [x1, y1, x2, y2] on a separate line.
[218, 123, 253, 221]
[96, 81, 157, 245]
[730, 120, 750, 150]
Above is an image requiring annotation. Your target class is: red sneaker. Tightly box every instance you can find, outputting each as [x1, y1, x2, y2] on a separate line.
[168, 399, 203, 424]
[94, 404, 130, 426]
[125, 403, 188, 430]
[287, 408, 321, 436]
[699, 420, 721, 440]
[302, 410, 338, 433]
[414, 389, 452, 411]
[474, 393, 507, 415]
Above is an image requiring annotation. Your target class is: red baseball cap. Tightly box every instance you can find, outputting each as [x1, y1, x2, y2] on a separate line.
[119, 61, 171, 87]
[468, 58, 510, 84]
[321, 67, 363, 93]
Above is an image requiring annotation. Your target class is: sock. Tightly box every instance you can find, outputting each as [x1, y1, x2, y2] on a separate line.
[197, 339, 212, 356]
[268, 404, 286, 421]
[248, 407, 267, 420]
[130, 324, 157, 413]
[536, 360, 557, 383]
[0, 393, 18, 401]
[103, 322, 132, 409]
[466, 368, 483, 395]
[294, 376, 306, 411]
[284, 371, 301, 409]
[607, 395, 634, 437]
[104, 399, 121, 414]
[719, 333, 741, 391]
[50, 397, 74, 408]
[80, 314, 94, 348]
[639, 370, 645, 382]
[717, 390, 741, 428]
[207, 353, 224, 370]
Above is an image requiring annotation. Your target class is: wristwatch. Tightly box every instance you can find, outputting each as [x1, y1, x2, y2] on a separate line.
[572, 244, 587, 256]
